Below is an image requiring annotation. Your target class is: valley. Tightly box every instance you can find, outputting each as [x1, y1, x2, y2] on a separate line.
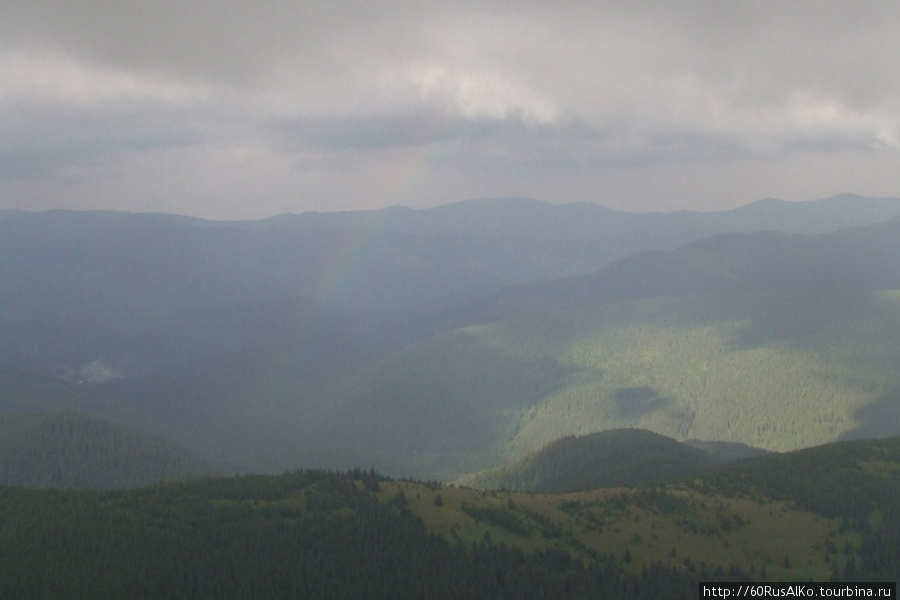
[2, 195, 900, 480]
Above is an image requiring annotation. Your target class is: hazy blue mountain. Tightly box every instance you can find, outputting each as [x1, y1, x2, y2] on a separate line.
[0, 409, 216, 488]
[241, 193, 900, 240]
[492, 215, 900, 310]
[4, 194, 899, 378]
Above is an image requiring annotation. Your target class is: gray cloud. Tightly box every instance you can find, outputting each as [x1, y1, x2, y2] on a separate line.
[2, 1, 900, 217]
[271, 113, 457, 152]
[2, 97, 204, 181]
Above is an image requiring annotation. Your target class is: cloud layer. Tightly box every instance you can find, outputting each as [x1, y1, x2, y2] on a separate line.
[3, 1, 900, 217]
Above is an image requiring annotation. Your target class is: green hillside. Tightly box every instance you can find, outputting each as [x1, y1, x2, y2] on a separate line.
[88, 288, 900, 482]
[457, 290, 900, 457]
[0, 410, 217, 488]
[292, 289, 900, 480]
[459, 429, 711, 492]
[387, 436, 900, 581]
[0, 471, 700, 599]
[2, 437, 898, 598]
[459, 429, 767, 493]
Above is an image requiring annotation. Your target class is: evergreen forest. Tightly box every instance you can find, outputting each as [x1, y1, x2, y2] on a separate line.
[2, 436, 899, 598]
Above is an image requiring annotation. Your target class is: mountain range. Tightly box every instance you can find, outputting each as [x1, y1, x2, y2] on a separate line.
[2, 193, 900, 481]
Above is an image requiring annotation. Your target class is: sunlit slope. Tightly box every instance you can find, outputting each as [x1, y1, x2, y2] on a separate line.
[398, 436, 900, 581]
[376, 289, 900, 458]
[388, 482, 851, 582]
[247, 289, 900, 475]
[281, 287, 900, 478]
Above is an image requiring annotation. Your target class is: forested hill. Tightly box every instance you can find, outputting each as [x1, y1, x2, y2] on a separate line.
[460, 429, 766, 493]
[2, 436, 899, 597]
[0, 410, 217, 488]
[0, 470, 699, 600]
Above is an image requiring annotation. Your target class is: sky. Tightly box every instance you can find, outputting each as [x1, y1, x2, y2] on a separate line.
[3, 1, 900, 219]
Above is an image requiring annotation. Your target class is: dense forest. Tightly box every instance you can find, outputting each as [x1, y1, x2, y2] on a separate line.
[461, 429, 717, 492]
[2, 436, 899, 598]
[0, 470, 700, 600]
[473, 290, 900, 457]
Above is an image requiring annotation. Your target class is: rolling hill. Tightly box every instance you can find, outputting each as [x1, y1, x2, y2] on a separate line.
[1, 435, 898, 597]
[459, 429, 766, 493]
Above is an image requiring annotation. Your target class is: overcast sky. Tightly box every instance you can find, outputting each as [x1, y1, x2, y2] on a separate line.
[3, 1, 900, 219]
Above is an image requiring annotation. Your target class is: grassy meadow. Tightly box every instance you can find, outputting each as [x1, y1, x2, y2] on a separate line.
[374, 478, 854, 581]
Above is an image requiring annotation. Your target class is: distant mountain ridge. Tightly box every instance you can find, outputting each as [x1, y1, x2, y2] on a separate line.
[495, 215, 900, 309]
[3, 194, 900, 480]
[242, 193, 900, 238]
[4, 194, 899, 374]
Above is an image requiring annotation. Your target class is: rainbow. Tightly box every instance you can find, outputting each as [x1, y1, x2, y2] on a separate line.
[240, 117, 460, 446]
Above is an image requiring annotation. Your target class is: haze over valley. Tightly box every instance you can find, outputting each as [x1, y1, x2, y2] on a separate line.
[3, 193, 900, 481]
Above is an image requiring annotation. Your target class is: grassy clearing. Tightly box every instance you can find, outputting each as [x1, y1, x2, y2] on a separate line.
[373, 479, 855, 580]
